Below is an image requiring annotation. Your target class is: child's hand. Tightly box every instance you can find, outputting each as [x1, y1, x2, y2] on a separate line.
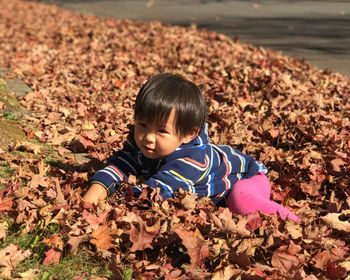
[82, 183, 108, 205]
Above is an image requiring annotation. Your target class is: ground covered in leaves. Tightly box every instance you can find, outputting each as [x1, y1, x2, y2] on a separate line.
[0, 0, 349, 279]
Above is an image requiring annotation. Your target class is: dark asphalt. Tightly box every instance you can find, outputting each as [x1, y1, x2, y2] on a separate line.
[30, 0, 350, 77]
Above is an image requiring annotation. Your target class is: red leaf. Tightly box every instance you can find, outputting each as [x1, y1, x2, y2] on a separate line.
[43, 249, 61, 265]
[326, 261, 347, 280]
[82, 209, 108, 225]
[129, 216, 160, 252]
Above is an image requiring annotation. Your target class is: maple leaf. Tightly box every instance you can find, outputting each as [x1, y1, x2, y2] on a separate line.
[43, 248, 61, 266]
[181, 193, 198, 210]
[15, 141, 42, 155]
[106, 134, 120, 144]
[129, 216, 160, 252]
[211, 264, 241, 280]
[245, 213, 262, 231]
[53, 177, 66, 206]
[300, 181, 320, 196]
[325, 261, 348, 280]
[174, 227, 210, 268]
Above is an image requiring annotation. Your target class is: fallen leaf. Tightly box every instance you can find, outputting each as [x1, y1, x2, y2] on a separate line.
[174, 227, 210, 268]
[129, 216, 160, 252]
[43, 248, 61, 265]
[0, 245, 31, 278]
[90, 224, 114, 250]
[321, 210, 350, 232]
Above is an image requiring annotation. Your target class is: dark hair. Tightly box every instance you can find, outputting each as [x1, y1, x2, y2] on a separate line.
[134, 73, 207, 136]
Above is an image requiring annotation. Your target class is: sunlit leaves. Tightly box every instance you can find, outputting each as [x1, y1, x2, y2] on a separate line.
[0, 0, 349, 278]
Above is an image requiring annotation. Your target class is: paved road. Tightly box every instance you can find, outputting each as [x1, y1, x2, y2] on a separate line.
[39, 0, 350, 77]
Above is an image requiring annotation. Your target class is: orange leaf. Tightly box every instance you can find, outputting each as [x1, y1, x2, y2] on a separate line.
[0, 199, 13, 213]
[90, 224, 114, 250]
[174, 227, 210, 268]
[79, 135, 95, 149]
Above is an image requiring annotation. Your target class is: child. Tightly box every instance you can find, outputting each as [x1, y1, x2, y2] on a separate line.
[83, 73, 300, 222]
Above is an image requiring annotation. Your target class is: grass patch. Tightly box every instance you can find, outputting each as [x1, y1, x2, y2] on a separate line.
[0, 160, 14, 179]
[0, 80, 61, 163]
[0, 78, 20, 108]
[1, 217, 111, 279]
[15, 249, 111, 280]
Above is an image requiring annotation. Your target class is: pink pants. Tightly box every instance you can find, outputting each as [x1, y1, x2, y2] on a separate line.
[227, 173, 301, 222]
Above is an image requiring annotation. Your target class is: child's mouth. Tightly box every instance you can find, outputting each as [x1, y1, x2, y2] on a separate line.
[143, 146, 155, 153]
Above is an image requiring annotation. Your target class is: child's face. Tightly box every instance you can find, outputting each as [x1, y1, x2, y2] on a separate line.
[134, 109, 195, 159]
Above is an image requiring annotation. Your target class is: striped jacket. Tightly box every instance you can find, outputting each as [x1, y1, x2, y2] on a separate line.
[90, 125, 267, 204]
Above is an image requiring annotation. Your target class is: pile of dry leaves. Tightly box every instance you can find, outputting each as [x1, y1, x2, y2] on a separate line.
[0, 0, 349, 279]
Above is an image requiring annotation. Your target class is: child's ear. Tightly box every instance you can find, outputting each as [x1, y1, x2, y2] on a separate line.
[182, 129, 199, 144]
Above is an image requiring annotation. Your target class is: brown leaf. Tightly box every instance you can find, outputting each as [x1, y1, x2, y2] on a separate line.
[300, 181, 320, 196]
[212, 264, 241, 280]
[79, 135, 95, 149]
[271, 242, 303, 275]
[218, 208, 250, 236]
[82, 209, 108, 225]
[181, 193, 197, 210]
[0, 244, 31, 278]
[42, 233, 64, 251]
[321, 210, 350, 232]
[329, 158, 346, 173]
[174, 227, 210, 268]
[54, 178, 66, 206]
[67, 234, 90, 254]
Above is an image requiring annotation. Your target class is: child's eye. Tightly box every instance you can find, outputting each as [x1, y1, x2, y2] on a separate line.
[158, 129, 168, 134]
[137, 122, 147, 128]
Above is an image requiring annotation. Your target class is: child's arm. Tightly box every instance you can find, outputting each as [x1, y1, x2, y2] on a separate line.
[82, 183, 108, 204]
[83, 133, 141, 204]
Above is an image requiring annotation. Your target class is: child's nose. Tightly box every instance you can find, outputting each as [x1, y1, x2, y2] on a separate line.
[144, 131, 156, 143]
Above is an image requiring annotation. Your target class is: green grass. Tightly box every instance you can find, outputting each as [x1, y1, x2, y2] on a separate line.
[16, 250, 111, 280]
[0, 78, 20, 108]
[1, 217, 111, 279]
[0, 160, 14, 181]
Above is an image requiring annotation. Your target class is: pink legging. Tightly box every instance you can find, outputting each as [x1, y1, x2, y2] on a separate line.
[227, 173, 301, 222]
